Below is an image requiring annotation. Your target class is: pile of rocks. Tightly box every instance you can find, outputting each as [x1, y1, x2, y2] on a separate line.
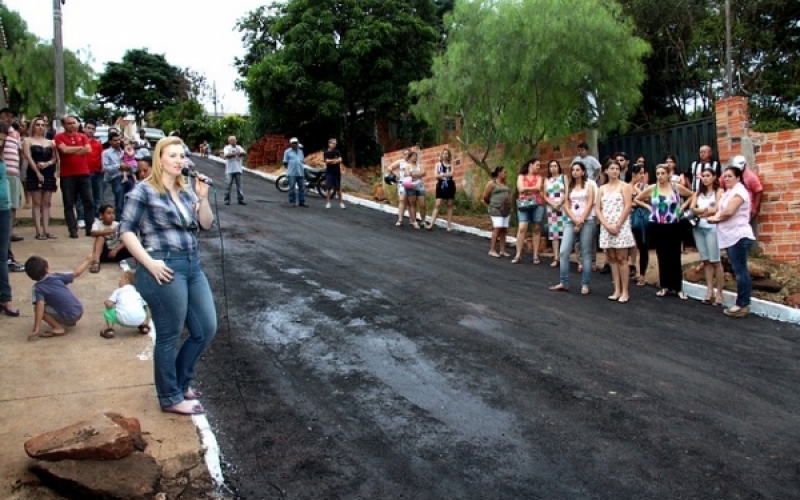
[245, 135, 290, 167]
[683, 259, 784, 293]
[24, 413, 217, 500]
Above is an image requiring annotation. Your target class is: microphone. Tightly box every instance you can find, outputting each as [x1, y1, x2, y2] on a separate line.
[182, 166, 213, 185]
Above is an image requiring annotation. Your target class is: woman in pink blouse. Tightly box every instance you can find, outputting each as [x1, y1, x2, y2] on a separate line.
[707, 165, 756, 318]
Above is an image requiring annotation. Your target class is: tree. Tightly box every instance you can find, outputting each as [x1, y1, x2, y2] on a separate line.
[177, 68, 211, 103]
[96, 49, 182, 124]
[242, 0, 440, 167]
[233, 4, 282, 90]
[0, 4, 96, 117]
[409, 0, 650, 173]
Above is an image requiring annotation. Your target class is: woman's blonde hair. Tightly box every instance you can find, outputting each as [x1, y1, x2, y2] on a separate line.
[148, 137, 187, 194]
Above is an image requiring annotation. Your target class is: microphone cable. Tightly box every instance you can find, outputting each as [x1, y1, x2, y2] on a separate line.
[205, 172, 287, 499]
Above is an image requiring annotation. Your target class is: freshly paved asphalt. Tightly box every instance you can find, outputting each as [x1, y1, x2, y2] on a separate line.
[190, 157, 800, 499]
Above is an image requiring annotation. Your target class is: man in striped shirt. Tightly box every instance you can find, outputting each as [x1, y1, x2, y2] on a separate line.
[0, 108, 25, 272]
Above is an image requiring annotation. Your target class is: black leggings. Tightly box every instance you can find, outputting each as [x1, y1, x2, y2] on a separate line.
[650, 222, 683, 291]
[632, 227, 648, 275]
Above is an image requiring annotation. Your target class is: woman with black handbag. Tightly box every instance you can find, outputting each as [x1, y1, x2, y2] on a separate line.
[511, 159, 545, 264]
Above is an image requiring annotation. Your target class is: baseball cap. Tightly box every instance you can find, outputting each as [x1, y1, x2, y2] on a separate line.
[289, 137, 299, 144]
[730, 155, 747, 170]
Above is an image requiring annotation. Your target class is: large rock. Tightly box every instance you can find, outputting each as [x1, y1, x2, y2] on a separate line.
[104, 412, 146, 452]
[683, 267, 703, 283]
[752, 278, 784, 293]
[783, 293, 800, 309]
[25, 413, 139, 461]
[30, 451, 160, 500]
[747, 262, 772, 279]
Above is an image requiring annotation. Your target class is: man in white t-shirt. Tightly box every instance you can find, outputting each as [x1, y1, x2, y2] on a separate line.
[223, 136, 246, 205]
[572, 141, 602, 182]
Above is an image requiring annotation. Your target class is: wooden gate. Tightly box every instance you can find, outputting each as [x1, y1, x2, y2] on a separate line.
[598, 118, 717, 177]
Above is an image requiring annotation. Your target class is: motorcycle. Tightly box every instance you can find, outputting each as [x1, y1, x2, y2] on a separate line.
[275, 165, 327, 197]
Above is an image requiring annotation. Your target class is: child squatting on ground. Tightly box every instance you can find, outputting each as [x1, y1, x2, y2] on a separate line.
[25, 254, 93, 340]
[101, 270, 151, 339]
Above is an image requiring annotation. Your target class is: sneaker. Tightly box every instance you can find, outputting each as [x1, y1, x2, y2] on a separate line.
[326, 202, 331, 209]
[7, 260, 25, 272]
[340, 203, 346, 209]
[78, 220, 86, 229]
[238, 201, 247, 205]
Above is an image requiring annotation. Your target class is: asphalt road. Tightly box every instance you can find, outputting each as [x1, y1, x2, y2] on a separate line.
[191, 157, 800, 500]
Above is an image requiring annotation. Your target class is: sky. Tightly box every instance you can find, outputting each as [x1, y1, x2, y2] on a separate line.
[4, 0, 268, 115]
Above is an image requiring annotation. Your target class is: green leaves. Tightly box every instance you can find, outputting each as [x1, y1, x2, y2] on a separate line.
[240, 0, 440, 167]
[96, 49, 182, 124]
[410, 0, 649, 172]
[0, 4, 95, 116]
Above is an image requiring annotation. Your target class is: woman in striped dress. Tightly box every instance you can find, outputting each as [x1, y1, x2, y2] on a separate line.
[544, 160, 567, 267]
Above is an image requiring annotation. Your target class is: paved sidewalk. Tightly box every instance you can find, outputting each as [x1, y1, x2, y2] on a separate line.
[0, 193, 207, 498]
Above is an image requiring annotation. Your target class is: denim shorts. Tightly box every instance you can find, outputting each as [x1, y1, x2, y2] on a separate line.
[693, 226, 721, 262]
[517, 204, 545, 224]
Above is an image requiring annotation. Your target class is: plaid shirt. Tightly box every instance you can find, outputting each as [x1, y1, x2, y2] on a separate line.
[120, 182, 199, 252]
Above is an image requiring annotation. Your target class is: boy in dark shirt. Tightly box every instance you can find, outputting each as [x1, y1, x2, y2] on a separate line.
[25, 254, 93, 340]
[324, 138, 345, 209]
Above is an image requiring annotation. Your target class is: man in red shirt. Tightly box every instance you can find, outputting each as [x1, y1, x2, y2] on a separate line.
[54, 116, 94, 238]
[82, 121, 105, 219]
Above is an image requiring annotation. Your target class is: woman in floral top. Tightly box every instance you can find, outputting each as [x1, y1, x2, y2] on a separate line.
[544, 160, 567, 267]
[634, 164, 694, 299]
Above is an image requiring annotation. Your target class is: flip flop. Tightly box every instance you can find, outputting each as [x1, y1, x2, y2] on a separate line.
[581, 286, 590, 295]
[488, 251, 500, 258]
[138, 324, 151, 335]
[184, 389, 203, 400]
[549, 284, 569, 292]
[550, 260, 559, 267]
[161, 403, 205, 415]
[100, 328, 115, 339]
[39, 330, 66, 338]
[533, 257, 541, 265]
[677, 291, 688, 301]
[511, 257, 521, 264]
[656, 289, 668, 297]
[0, 304, 20, 317]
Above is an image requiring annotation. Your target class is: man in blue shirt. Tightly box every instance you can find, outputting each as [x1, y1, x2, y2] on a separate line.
[283, 137, 307, 207]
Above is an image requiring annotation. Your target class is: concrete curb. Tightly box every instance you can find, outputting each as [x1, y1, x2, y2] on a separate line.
[195, 153, 800, 325]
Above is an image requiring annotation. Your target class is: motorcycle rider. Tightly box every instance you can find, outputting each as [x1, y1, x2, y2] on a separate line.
[283, 138, 307, 207]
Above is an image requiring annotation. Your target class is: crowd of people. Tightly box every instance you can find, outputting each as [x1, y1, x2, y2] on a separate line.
[0, 109, 218, 416]
[387, 141, 762, 318]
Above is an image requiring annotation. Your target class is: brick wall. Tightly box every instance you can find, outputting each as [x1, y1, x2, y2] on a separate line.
[715, 96, 800, 262]
[247, 134, 290, 167]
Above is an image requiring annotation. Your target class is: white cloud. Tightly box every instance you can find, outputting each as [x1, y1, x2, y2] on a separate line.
[4, 0, 266, 115]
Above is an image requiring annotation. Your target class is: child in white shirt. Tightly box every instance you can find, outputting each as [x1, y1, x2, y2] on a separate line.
[101, 270, 151, 339]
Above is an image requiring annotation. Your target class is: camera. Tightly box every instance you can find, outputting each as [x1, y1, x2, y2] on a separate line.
[680, 209, 698, 226]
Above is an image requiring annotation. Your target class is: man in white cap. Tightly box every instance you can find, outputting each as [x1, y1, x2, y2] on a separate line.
[282, 138, 307, 207]
[730, 155, 763, 248]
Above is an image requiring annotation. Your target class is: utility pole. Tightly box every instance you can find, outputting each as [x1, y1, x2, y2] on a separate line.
[212, 82, 218, 118]
[725, 0, 733, 97]
[53, 0, 65, 121]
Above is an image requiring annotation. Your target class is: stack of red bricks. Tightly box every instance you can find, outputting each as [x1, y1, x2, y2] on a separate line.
[246, 135, 289, 167]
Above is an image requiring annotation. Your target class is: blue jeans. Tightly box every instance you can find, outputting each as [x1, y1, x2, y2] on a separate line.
[288, 175, 305, 204]
[559, 219, 595, 287]
[135, 250, 217, 407]
[0, 210, 12, 302]
[225, 172, 244, 203]
[107, 176, 124, 220]
[726, 238, 754, 307]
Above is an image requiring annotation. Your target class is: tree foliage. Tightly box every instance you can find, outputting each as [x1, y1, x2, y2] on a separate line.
[616, 0, 800, 131]
[410, 0, 650, 173]
[0, 4, 95, 117]
[96, 49, 182, 124]
[240, 0, 440, 167]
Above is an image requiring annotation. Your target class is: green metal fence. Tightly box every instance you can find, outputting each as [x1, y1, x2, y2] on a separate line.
[598, 117, 717, 177]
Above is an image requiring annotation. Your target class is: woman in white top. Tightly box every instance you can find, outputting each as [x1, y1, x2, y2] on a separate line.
[550, 161, 596, 295]
[386, 149, 412, 227]
[690, 167, 724, 305]
[707, 166, 756, 318]
[596, 160, 635, 302]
